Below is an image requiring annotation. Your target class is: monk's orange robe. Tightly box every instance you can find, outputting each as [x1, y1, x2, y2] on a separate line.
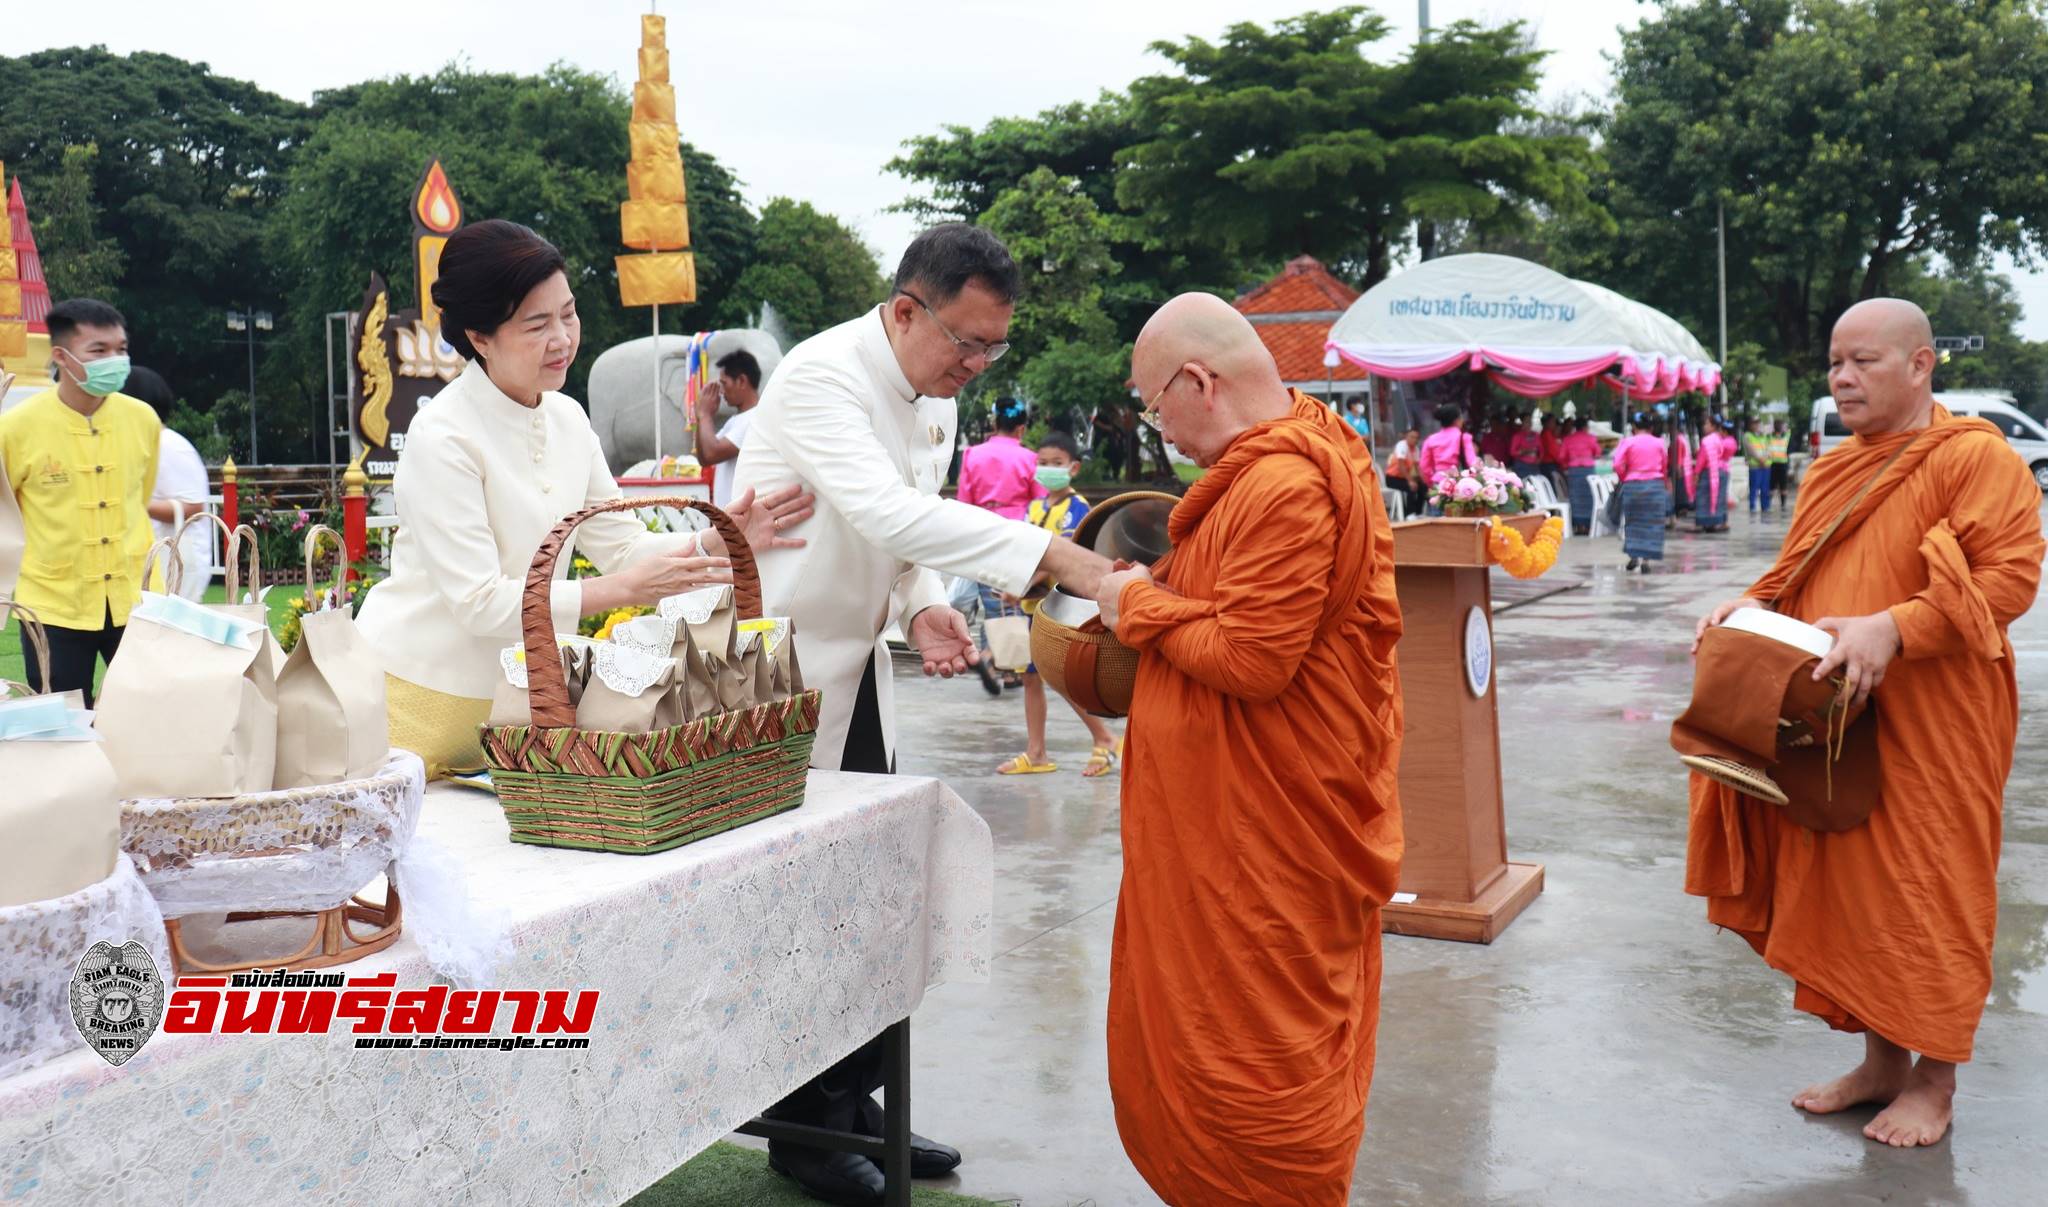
[1686, 406, 2044, 1062]
[1109, 391, 1403, 1206]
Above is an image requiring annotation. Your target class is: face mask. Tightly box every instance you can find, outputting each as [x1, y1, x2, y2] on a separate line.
[60, 351, 131, 398]
[1035, 466, 1072, 492]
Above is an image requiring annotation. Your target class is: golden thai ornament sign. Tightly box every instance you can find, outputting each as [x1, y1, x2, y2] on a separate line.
[349, 158, 467, 478]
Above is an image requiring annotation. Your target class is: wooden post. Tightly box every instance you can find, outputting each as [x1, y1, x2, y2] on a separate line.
[342, 450, 368, 581]
[1383, 516, 1546, 944]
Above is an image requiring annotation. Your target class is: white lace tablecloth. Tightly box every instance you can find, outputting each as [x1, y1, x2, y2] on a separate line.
[0, 770, 992, 1205]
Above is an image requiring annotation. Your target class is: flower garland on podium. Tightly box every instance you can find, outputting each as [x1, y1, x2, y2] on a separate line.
[1487, 515, 1564, 579]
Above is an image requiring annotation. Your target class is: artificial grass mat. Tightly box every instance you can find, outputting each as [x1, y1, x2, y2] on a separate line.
[625, 1141, 1010, 1206]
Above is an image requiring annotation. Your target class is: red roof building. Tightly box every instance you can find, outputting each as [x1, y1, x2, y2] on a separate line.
[1234, 255, 1368, 396]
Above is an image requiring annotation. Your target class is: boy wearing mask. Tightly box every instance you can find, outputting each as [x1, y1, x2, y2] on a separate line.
[0, 298, 160, 703]
[996, 432, 1123, 779]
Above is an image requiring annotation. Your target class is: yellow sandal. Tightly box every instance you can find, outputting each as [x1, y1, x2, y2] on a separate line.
[1081, 745, 1119, 778]
[998, 753, 1058, 775]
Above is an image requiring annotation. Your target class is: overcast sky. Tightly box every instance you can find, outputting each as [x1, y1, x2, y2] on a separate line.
[16, 0, 2048, 340]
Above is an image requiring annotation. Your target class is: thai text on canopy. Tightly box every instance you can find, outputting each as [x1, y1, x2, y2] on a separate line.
[1324, 253, 1720, 400]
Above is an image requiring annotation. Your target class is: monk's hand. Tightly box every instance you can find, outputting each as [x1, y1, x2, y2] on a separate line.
[1096, 564, 1154, 635]
[909, 605, 979, 679]
[1693, 596, 1766, 655]
[1812, 611, 1902, 708]
[726, 483, 815, 552]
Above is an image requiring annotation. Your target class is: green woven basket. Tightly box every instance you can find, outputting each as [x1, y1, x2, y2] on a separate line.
[481, 496, 820, 855]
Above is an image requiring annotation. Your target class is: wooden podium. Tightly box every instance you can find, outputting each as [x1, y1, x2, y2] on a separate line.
[1383, 517, 1546, 943]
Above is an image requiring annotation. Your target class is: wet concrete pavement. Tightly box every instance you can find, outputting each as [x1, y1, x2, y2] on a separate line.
[884, 502, 2048, 1206]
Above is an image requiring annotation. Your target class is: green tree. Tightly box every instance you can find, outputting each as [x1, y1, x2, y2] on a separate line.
[891, 96, 1240, 339]
[28, 144, 125, 302]
[977, 167, 1122, 407]
[1894, 259, 2048, 412]
[0, 47, 307, 407]
[1116, 9, 1599, 286]
[1587, 0, 2048, 380]
[718, 198, 884, 341]
[267, 64, 761, 418]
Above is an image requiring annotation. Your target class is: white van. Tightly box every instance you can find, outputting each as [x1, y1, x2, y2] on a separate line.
[1811, 390, 2048, 491]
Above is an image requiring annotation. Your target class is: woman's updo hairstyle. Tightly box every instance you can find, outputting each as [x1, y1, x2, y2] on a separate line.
[431, 219, 568, 361]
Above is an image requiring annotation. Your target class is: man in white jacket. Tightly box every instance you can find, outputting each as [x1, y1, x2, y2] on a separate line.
[732, 224, 1109, 1204]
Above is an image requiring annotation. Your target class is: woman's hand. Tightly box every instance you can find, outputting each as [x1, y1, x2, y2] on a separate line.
[725, 483, 815, 552]
[624, 550, 732, 602]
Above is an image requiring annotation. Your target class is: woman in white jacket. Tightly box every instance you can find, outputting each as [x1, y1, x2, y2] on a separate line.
[356, 220, 809, 776]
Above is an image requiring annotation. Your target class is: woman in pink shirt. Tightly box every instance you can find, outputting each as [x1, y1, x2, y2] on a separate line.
[1417, 403, 1480, 512]
[957, 397, 1045, 520]
[1692, 415, 1738, 533]
[1559, 417, 1603, 535]
[1612, 415, 1671, 572]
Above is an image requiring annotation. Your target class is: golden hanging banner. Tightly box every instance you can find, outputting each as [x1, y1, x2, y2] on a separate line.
[619, 9, 694, 308]
[616, 252, 697, 307]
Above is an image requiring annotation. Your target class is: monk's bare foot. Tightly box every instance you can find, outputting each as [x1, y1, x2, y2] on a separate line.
[1791, 1056, 1907, 1114]
[1864, 1062, 1955, 1148]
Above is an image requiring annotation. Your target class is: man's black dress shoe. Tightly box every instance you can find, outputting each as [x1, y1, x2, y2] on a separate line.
[855, 1096, 963, 1178]
[767, 1142, 885, 1206]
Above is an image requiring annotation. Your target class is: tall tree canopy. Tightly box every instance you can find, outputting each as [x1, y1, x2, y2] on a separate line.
[1117, 9, 1600, 286]
[1586, 0, 2048, 384]
[718, 198, 884, 342]
[0, 47, 306, 404]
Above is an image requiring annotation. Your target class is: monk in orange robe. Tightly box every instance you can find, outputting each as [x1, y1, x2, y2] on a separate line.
[1097, 292, 1403, 1204]
[1688, 298, 2043, 1147]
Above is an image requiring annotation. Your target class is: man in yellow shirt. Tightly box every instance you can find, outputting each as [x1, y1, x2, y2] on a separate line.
[0, 299, 160, 704]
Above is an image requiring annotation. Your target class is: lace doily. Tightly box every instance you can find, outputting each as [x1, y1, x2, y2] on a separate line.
[588, 643, 674, 698]
[0, 855, 169, 1079]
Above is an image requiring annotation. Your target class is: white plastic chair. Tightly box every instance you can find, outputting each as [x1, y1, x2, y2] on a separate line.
[1381, 484, 1407, 523]
[1525, 474, 1571, 538]
[1588, 475, 1619, 538]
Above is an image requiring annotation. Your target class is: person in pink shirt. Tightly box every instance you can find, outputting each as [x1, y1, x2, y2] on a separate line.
[958, 397, 1045, 687]
[1613, 415, 1672, 571]
[1417, 403, 1480, 512]
[1666, 421, 1695, 522]
[1692, 414, 1738, 533]
[957, 397, 1045, 520]
[1559, 417, 1603, 535]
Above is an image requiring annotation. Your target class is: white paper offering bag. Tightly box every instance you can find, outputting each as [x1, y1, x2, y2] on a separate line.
[0, 605, 120, 908]
[94, 591, 279, 798]
[274, 527, 389, 788]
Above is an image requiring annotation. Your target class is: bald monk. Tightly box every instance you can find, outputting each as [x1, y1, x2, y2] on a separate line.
[1097, 293, 1403, 1204]
[1688, 298, 2043, 1147]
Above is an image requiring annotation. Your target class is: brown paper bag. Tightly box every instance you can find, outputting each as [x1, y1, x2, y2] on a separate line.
[489, 638, 595, 727]
[666, 584, 737, 661]
[738, 617, 805, 703]
[983, 614, 1033, 673]
[576, 644, 684, 733]
[95, 591, 279, 798]
[173, 513, 284, 677]
[274, 527, 388, 788]
[0, 603, 121, 908]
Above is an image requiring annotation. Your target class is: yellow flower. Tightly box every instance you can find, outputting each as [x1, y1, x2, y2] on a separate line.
[1487, 515, 1563, 579]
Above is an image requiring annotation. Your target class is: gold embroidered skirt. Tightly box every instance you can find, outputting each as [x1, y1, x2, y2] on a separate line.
[384, 674, 491, 780]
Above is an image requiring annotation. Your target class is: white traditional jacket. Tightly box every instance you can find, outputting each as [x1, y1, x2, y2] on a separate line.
[733, 306, 1049, 768]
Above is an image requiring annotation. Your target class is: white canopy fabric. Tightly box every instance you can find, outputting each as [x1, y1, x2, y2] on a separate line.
[1325, 253, 1719, 399]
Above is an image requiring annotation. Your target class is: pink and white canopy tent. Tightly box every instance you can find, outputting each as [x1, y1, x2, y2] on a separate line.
[1323, 253, 1719, 402]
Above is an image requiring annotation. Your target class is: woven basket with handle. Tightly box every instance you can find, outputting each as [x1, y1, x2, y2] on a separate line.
[478, 497, 820, 854]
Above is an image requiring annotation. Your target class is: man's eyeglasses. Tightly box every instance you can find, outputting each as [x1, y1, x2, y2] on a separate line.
[899, 289, 1010, 365]
[1140, 366, 1189, 430]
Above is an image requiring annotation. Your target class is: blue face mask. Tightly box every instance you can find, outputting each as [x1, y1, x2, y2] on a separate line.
[60, 351, 131, 398]
[1035, 466, 1072, 492]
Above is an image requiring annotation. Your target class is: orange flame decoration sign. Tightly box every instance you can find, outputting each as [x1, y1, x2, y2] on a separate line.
[414, 160, 462, 234]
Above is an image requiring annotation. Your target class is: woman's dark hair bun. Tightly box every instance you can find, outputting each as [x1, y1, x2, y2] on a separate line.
[431, 219, 568, 360]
